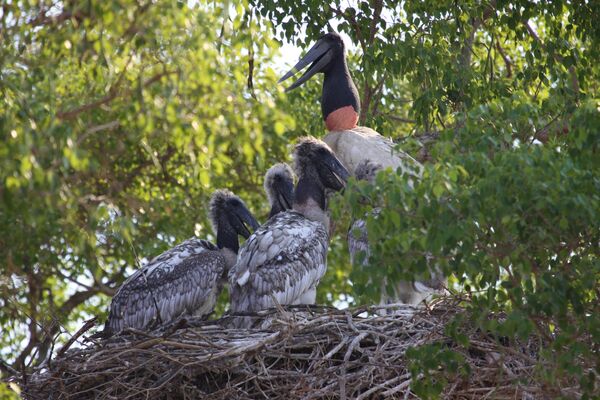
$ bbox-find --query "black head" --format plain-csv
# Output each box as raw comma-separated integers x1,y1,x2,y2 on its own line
280,31,360,130
354,159,383,183
264,163,295,218
293,137,350,192
279,32,346,91
209,190,260,250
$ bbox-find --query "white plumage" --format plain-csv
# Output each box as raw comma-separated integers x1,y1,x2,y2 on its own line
324,126,422,181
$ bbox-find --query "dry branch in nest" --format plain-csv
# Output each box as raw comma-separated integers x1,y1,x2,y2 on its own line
20,297,580,399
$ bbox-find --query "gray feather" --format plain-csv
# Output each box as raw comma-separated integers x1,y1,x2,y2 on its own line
106,239,228,333
229,211,329,313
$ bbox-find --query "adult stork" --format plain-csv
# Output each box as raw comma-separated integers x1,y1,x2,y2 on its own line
101,190,259,335
229,138,349,313
264,163,295,218
348,159,446,307
279,32,422,179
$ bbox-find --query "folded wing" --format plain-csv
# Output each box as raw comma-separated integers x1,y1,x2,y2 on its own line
106,239,224,333
229,212,328,313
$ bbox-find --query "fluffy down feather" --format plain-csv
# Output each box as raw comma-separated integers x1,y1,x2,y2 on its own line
229,211,328,313
106,239,226,333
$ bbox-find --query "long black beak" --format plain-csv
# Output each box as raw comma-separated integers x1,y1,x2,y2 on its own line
235,208,260,239
323,154,350,191
276,180,295,211
278,38,333,91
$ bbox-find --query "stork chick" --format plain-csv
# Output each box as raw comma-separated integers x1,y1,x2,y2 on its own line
101,190,259,335
264,163,295,218
229,137,349,314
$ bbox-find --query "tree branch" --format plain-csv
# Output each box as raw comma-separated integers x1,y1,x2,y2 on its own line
358,1,384,124
368,0,383,43
495,41,512,78
457,1,496,105
56,57,131,120
460,1,496,68
12,277,111,370
524,21,541,43
523,20,579,97
376,113,416,124
328,6,366,51
77,120,120,144
13,319,37,371
28,10,85,27
57,66,176,121
532,114,569,144
13,272,43,370
0,358,19,377
95,279,118,297
56,317,97,357
459,22,477,71
34,288,101,366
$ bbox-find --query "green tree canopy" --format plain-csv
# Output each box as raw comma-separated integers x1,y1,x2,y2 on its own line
1,0,598,397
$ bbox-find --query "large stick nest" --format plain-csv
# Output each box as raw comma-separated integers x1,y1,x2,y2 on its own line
20,297,578,399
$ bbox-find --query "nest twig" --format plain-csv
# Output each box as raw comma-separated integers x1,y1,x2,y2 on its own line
18,297,582,399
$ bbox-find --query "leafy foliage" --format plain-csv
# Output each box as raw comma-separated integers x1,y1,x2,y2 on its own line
1,0,294,372
1,0,599,397
256,0,599,396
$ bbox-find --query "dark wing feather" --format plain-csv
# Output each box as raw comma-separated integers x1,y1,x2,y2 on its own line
106,238,224,333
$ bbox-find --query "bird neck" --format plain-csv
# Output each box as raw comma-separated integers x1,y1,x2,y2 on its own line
216,224,239,254
293,176,329,227
322,57,360,132
266,187,284,218
219,247,238,269
294,176,325,210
